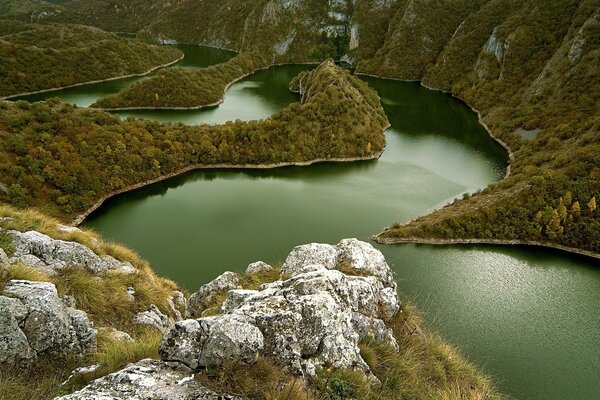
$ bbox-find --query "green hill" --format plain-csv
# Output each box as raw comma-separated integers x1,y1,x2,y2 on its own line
0,21,182,97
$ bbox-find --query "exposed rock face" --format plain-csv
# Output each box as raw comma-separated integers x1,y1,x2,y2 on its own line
160,239,399,377
4,230,136,275
54,359,241,400
0,280,96,367
160,315,264,369
185,271,241,318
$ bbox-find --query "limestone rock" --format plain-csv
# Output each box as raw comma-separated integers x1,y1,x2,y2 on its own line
280,243,337,277
160,314,263,369
54,359,241,400
6,230,136,275
186,271,240,318
245,261,274,275
134,304,171,332
0,280,96,367
221,289,259,313
160,239,400,377
168,290,187,320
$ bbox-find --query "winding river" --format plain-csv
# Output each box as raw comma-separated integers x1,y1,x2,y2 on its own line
16,45,600,400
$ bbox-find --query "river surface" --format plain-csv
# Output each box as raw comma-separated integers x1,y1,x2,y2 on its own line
18,45,600,400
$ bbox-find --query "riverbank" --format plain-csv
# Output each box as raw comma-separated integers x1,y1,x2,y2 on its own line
0,54,184,101
93,60,318,111
356,72,514,180
72,151,383,225
373,234,600,261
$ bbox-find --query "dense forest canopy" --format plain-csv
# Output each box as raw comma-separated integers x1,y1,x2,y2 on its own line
0,60,388,221
0,20,182,97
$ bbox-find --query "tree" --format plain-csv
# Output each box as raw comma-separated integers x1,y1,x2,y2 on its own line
545,209,563,239
588,197,596,214
570,201,581,218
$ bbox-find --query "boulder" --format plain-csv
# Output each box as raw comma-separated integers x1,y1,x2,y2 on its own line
6,230,136,275
0,280,96,367
134,304,171,332
186,271,240,318
160,239,400,377
54,359,241,400
160,314,263,369
245,261,274,275
280,243,337,277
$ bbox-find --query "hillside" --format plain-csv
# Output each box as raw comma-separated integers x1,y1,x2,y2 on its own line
69,0,600,254
0,61,388,222
0,21,182,97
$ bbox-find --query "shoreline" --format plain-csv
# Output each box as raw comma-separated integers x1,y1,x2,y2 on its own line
355,71,514,180
0,54,185,100
71,151,383,225
94,61,319,111
372,235,600,261
356,70,600,261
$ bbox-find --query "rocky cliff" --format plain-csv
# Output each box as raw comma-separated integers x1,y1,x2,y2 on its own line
0,216,502,399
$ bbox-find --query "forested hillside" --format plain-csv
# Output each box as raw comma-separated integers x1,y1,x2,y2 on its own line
5,0,600,254
0,61,388,221
0,21,182,97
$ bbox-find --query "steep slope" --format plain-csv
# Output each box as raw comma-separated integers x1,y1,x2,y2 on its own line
0,21,182,97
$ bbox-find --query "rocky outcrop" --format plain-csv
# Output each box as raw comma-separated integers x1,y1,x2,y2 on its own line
160,239,399,377
134,304,172,332
54,359,241,400
245,261,274,275
185,271,240,318
0,280,96,367
4,229,136,275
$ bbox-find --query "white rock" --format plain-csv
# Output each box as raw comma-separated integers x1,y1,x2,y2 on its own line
54,359,241,400
160,239,400,377
280,243,337,277
7,230,135,275
134,304,171,332
1,280,96,367
245,261,274,275
186,272,240,318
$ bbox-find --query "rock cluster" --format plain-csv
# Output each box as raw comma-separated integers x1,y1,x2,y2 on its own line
0,280,96,367
55,359,240,400
160,239,400,376
3,229,136,275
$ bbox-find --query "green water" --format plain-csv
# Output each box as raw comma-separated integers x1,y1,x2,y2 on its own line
22,47,600,400
13,44,235,106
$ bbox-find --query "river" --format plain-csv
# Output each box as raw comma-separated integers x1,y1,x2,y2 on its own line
16,44,600,400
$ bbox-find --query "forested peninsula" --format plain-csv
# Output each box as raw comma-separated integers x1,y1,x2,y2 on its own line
0,60,388,222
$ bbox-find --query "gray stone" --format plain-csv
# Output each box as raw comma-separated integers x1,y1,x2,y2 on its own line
167,290,186,320
1,280,96,367
186,271,240,318
54,359,241,400
160,314,263,369
133,304,171,332
336,238,395,286
160,240,400,377
0,248,9,265
6,230,136,275
280,243,337,277
245,261,274,275
0,296,35,366
221,289,259,313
